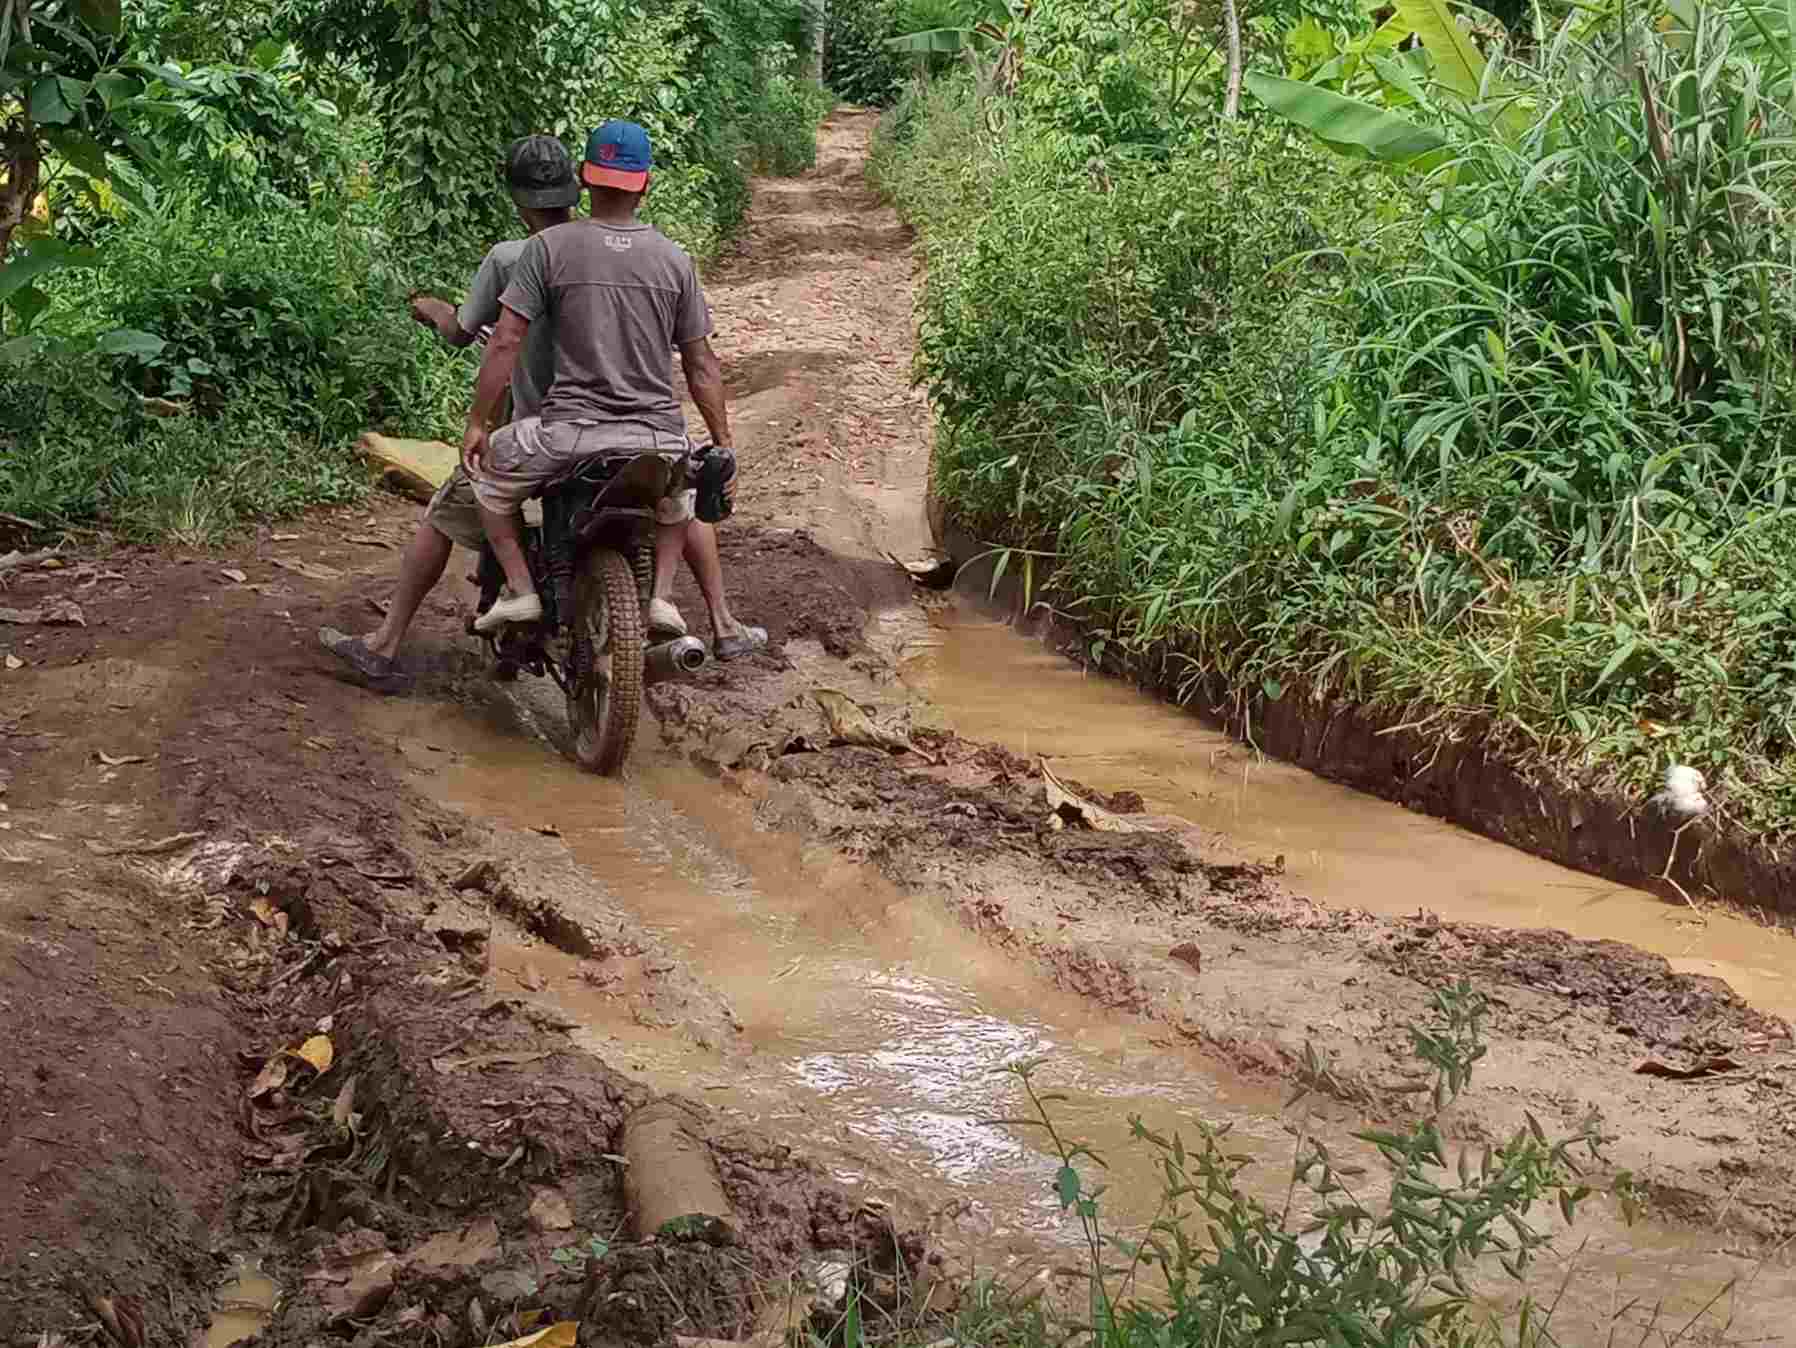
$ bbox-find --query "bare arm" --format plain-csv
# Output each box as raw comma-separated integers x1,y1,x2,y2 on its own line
680,336,731,447
461,305,529,473
410,295,477,348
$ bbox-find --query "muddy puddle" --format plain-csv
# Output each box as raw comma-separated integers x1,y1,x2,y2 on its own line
905,603,1796,1025
205,1258,278,1348
366,690,1796,1341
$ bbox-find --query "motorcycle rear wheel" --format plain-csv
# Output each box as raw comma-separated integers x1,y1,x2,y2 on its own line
567,547,644,775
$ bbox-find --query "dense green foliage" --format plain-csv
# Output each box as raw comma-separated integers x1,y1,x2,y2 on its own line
826,0,913,105
1,0,830,541
879,0,1796,837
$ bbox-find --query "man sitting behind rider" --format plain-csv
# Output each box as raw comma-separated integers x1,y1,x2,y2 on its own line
319,133,574,684
462,120,766,659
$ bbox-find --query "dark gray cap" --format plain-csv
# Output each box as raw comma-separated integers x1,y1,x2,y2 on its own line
504,134,580,210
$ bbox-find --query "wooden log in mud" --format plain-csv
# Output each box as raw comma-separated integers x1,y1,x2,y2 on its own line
620,1097,736,1243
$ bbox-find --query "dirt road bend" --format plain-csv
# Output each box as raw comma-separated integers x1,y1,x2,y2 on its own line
4,111,1796,1345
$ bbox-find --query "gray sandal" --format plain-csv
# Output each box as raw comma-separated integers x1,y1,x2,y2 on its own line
319,627,411,689
713,625,768,661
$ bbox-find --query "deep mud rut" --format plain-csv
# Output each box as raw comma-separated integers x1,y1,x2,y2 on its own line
6,111,1796,1347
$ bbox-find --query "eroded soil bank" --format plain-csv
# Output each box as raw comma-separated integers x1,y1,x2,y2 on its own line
5,111,1796,1348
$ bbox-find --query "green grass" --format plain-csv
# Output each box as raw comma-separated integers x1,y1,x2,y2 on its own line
876,7,1796,846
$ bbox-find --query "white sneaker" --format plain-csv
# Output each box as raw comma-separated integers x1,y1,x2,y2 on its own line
647,597,688,637
474,589,543,634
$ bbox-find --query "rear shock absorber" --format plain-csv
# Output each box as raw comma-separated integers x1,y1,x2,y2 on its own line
540,498,573,636
631,540,653,610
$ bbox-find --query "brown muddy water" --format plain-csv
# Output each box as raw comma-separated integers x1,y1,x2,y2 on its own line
906,603,1796,1025
368,668,1796,1343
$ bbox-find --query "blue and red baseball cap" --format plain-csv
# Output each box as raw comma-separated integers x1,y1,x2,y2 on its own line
581,120,652,192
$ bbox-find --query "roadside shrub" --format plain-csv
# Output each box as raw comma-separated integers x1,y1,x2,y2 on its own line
67,193,456,427
891,100,1386,525
750,71,836,174
0,189,475,535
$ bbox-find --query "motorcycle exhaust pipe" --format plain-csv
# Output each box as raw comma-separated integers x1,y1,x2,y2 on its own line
643,635,709,686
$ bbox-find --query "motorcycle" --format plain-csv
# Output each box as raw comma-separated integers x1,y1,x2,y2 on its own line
467,442,731,776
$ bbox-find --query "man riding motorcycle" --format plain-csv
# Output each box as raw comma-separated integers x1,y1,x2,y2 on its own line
460,120,766,662
320,127,761,687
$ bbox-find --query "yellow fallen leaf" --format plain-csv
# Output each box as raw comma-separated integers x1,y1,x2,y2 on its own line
294,1034,334,1074
490,1323,577,1348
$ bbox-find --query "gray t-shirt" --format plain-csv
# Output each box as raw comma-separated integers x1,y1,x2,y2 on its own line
497,218,713,433
456,239,555,419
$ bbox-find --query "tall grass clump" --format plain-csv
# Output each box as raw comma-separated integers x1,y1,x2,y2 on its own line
887,1,1796,839
983,986,1651,1347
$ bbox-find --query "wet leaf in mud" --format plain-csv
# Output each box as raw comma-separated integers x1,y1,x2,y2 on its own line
528,1186,575,1232
294,1034,334,1074
407,1217,501,1270
86,830,205,857
1039,762,1149,833
0,598,86,627
270,557,342,583
247,1055,289,1098
1634,1055,1744,1080
488,1323,577,1348
813,688,917,755
431,1049,551,1074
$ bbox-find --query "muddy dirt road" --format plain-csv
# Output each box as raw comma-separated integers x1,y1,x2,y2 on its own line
6,112,1796,1346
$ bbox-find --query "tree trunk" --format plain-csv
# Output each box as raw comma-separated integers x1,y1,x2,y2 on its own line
804,0,827,84
0,131,42,260
1222,0,1243,119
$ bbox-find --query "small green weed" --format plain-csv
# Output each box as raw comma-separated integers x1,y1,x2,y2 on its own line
550,1235,611,1267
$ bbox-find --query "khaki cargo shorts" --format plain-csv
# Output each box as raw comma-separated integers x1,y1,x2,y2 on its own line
423,467,485,550
470,416,694,521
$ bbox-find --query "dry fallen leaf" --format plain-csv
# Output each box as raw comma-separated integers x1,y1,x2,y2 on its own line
4,655,21,671
294,1034,334,1074
248,1056,289,1099
489,1324,578,1348
270,557,343,583
332,1074,357,1128
95,750,147,767
220,568,248,584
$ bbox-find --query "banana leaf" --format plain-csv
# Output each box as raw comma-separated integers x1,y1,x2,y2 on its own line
1244,72,1449,165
